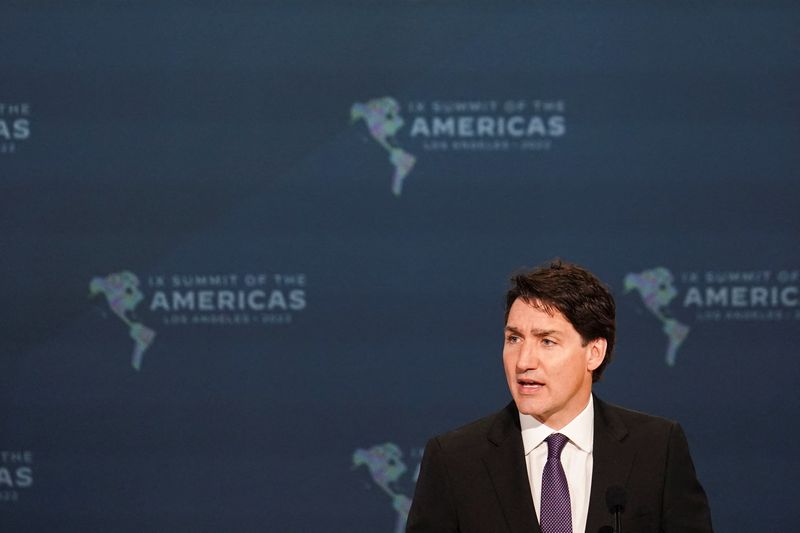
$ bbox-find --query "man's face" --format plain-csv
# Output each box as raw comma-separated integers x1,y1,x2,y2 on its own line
503,298,606,430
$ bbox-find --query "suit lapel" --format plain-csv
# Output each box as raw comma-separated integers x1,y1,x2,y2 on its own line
480,399,637,533
585,397,636,533
482,402,540,533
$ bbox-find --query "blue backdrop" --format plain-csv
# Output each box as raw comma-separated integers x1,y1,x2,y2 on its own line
2,2,799,531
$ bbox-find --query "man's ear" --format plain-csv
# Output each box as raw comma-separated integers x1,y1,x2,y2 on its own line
587,338,607,372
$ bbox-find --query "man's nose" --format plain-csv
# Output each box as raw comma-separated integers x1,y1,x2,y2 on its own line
516,342,539,371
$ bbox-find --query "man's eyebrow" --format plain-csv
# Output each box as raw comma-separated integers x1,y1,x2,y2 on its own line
503,326,560,337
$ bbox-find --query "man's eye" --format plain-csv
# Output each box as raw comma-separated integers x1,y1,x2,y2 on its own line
542,338,555,346
506,335,520,343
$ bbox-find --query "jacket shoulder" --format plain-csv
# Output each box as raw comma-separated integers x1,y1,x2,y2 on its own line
596,397,681,442
603,400,676,424
431,402,516,453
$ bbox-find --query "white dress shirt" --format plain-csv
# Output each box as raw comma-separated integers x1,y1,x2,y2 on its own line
520,395,594,533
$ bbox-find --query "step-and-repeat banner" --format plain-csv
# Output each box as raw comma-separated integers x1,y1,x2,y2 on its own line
2,2,798,531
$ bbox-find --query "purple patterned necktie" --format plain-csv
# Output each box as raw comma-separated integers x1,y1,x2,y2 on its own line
540,433,573,533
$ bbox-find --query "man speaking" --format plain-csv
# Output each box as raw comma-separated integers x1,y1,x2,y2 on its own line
406,260,713,533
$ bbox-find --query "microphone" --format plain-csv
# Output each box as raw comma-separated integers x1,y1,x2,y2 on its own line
605,485,627,533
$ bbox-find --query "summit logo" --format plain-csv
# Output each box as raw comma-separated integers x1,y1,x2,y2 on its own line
0,450,34,503
0,102,31,155
351,97,416,196
353,442,421,533
90,272,155,371
351,96,567,196
624,266,800,366
90,270,307,371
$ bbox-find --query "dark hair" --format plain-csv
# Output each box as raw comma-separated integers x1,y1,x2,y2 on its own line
504,259,616,382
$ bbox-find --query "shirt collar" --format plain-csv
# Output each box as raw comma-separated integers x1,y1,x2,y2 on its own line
519,394,595,455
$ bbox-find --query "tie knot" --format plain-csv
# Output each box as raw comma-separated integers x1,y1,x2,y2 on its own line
545,433,569,459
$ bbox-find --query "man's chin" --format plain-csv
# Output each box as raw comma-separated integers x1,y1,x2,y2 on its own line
515,398,546,418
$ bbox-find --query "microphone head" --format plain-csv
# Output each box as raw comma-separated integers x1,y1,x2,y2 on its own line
605,485,627,513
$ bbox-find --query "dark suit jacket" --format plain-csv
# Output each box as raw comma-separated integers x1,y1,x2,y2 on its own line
406,397,713,533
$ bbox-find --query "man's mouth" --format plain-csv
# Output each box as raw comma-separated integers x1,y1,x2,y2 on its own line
517,377,544,391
